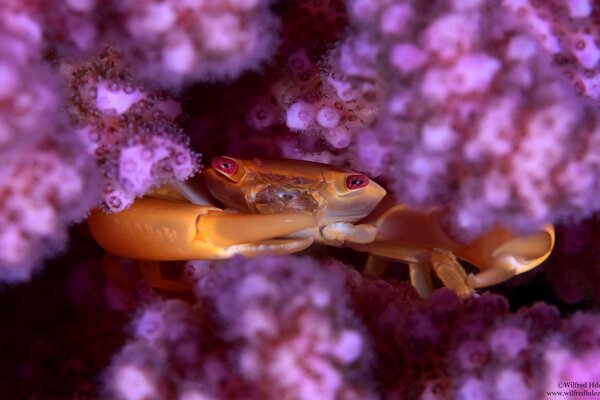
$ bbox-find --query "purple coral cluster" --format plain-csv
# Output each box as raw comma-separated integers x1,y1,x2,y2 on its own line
333,0,600,238
34,0,280,88
66,49,198,212
104,257,376,400
4,0,600,399
7,254,600,399
0,3,98,281
345,263,600,399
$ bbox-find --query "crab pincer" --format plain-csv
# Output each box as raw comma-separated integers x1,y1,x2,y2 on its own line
88,197,317,260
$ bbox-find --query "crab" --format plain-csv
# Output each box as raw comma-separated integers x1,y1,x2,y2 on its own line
88,156,555,297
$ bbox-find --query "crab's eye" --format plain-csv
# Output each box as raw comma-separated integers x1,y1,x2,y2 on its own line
212,156,238,175
345,174,369,190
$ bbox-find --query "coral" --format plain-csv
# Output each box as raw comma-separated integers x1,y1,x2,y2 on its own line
504,0,600,100
94,258,600,400
66,49,199,212
32,0,281,88
342,260,600,399
187,0,354,165
0,4,98,281
109,0,280,88
0,0,283,278
240,1,381,163
31,0,105,56
0,140,97,282
104,257,377,400
315,0,600,239
271,46,380,153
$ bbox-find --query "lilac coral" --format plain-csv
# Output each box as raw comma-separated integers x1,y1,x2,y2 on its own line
343,261,600,399
504,0,600,99
0,0,282,277
240,1,377,163
0,4,98,281
33,0,281,89
66,49,199,212
326,0,600,238
97,257,600,400
264,46,380,153
104,257,376,400
110,0,280,88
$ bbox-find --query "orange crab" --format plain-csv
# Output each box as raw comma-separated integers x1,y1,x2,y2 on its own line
88,156,555,297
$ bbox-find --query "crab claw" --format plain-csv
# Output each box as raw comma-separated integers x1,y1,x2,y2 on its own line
197,211,316,247
230,238,314,257
465,224,555,289
89,197,317,261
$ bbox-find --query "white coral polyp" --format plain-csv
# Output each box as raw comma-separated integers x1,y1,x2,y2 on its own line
330,330,364,364
163,36,196,75
566,0,592,17
113,365,158,400
119,144,168,194
317,107,341,129
95,82,146,115
201,14,244,55
424,14,478,61
0,62,19,100
571,33,600,69
137,2,176,33
65,0,95,12
0,230,28,267
390,43,427,73
421,121,457,153
449,53,500,94
286,102,316,130
118,135,195,198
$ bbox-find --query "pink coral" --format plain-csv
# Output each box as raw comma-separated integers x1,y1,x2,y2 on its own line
104,257,376,400
267,46,380,154
504,0,600,99
200,257,375,400
110,0,280,88
32,0,281,89
99,258,600,400
323,0,600,239
66,49,199,212
0,5,98,281
342,260,600,399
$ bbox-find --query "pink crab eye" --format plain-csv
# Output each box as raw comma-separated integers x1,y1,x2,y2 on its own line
212,156,238,175
345,174,369,190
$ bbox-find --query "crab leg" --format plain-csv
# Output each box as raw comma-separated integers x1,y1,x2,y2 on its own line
88,197,317,260
408,262,433,299
430,249,475,298
101,253,192,293
364,255,388,277
463,226,555,288
349,201,554,294
138,261,191,292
